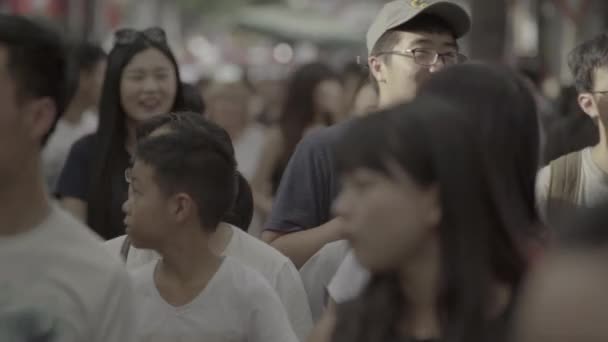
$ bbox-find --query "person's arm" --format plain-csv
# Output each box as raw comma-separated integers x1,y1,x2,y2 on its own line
55,135,93,223
262,127,341,268
263,218,344,268
251,128,283,216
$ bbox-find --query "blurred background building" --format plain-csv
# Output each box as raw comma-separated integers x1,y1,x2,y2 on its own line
1,0,606,89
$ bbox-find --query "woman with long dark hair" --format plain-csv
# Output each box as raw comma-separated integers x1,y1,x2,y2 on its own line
327,96,527,342
251,62,343,218
56,27,186,239
311,64,543,342
322,63,545,311
417,63,544,247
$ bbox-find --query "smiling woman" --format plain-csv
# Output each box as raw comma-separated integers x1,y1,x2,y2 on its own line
55,27,187,240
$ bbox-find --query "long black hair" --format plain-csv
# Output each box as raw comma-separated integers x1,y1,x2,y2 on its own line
332,96,527,342
418,63,542,243
87,30,186,238
279,62,339,167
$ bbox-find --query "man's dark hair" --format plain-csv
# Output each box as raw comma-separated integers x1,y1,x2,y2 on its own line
568,33,608,93
64,41,106,106
72,41,106,73
182,83,206,115
370,13,457,58
0,14,68,146
135,114,237,232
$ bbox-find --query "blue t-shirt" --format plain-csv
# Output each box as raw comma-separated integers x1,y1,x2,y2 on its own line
55,134,129,240
265,121,352,233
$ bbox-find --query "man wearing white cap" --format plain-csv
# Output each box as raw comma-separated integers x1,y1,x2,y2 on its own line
262,0,471,325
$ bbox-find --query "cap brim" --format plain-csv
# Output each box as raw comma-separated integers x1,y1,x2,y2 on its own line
412,2,471,39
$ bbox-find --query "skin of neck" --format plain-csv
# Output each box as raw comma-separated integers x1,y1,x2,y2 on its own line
592,118,608,173
398,238,442,339
156,220,222,284
207,222,234,256
0,155,51,236
377,85,416,111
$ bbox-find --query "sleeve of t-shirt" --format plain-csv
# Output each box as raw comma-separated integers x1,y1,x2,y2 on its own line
535,165,552,222
91,267,136,342
273,261,313,341
327,251,371,304
55,135,93,200
265,130,334,233
248,277,299,342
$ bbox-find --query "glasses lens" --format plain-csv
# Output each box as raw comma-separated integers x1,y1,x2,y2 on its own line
413,49,437,66
441,53,460,65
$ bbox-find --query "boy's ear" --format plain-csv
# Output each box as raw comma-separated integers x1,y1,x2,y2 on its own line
170,193,195,223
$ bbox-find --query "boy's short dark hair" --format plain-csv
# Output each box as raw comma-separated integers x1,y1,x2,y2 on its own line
0,14,68,146
370,13,457,59
135,115,237,231
568,33,608,93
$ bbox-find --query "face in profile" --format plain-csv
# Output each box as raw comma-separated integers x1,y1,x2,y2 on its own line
314,79,344,121
206,83,251,134
123,160,174,249
590,68,608,126
333,166,440,272
120,47,177,123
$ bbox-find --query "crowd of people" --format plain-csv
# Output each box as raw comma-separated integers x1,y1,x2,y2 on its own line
2,0,608,341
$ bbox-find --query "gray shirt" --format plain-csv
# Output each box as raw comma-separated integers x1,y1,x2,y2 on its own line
265,121,352,232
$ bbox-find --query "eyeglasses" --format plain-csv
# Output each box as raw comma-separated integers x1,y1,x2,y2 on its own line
375,48,467,67
114,27,167,46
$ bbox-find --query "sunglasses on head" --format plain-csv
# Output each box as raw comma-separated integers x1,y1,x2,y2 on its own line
114,27,167,46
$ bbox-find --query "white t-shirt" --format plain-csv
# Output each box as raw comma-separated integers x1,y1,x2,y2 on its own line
130,257,298,342
234,124,266,181
42,111,98,189
299,240,350,321
327,250,371,304
0,205,135,342
536,147,608,218
106,225,313,341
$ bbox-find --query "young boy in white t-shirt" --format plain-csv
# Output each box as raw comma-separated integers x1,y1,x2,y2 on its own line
107,112,312,340
123,112,297,342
